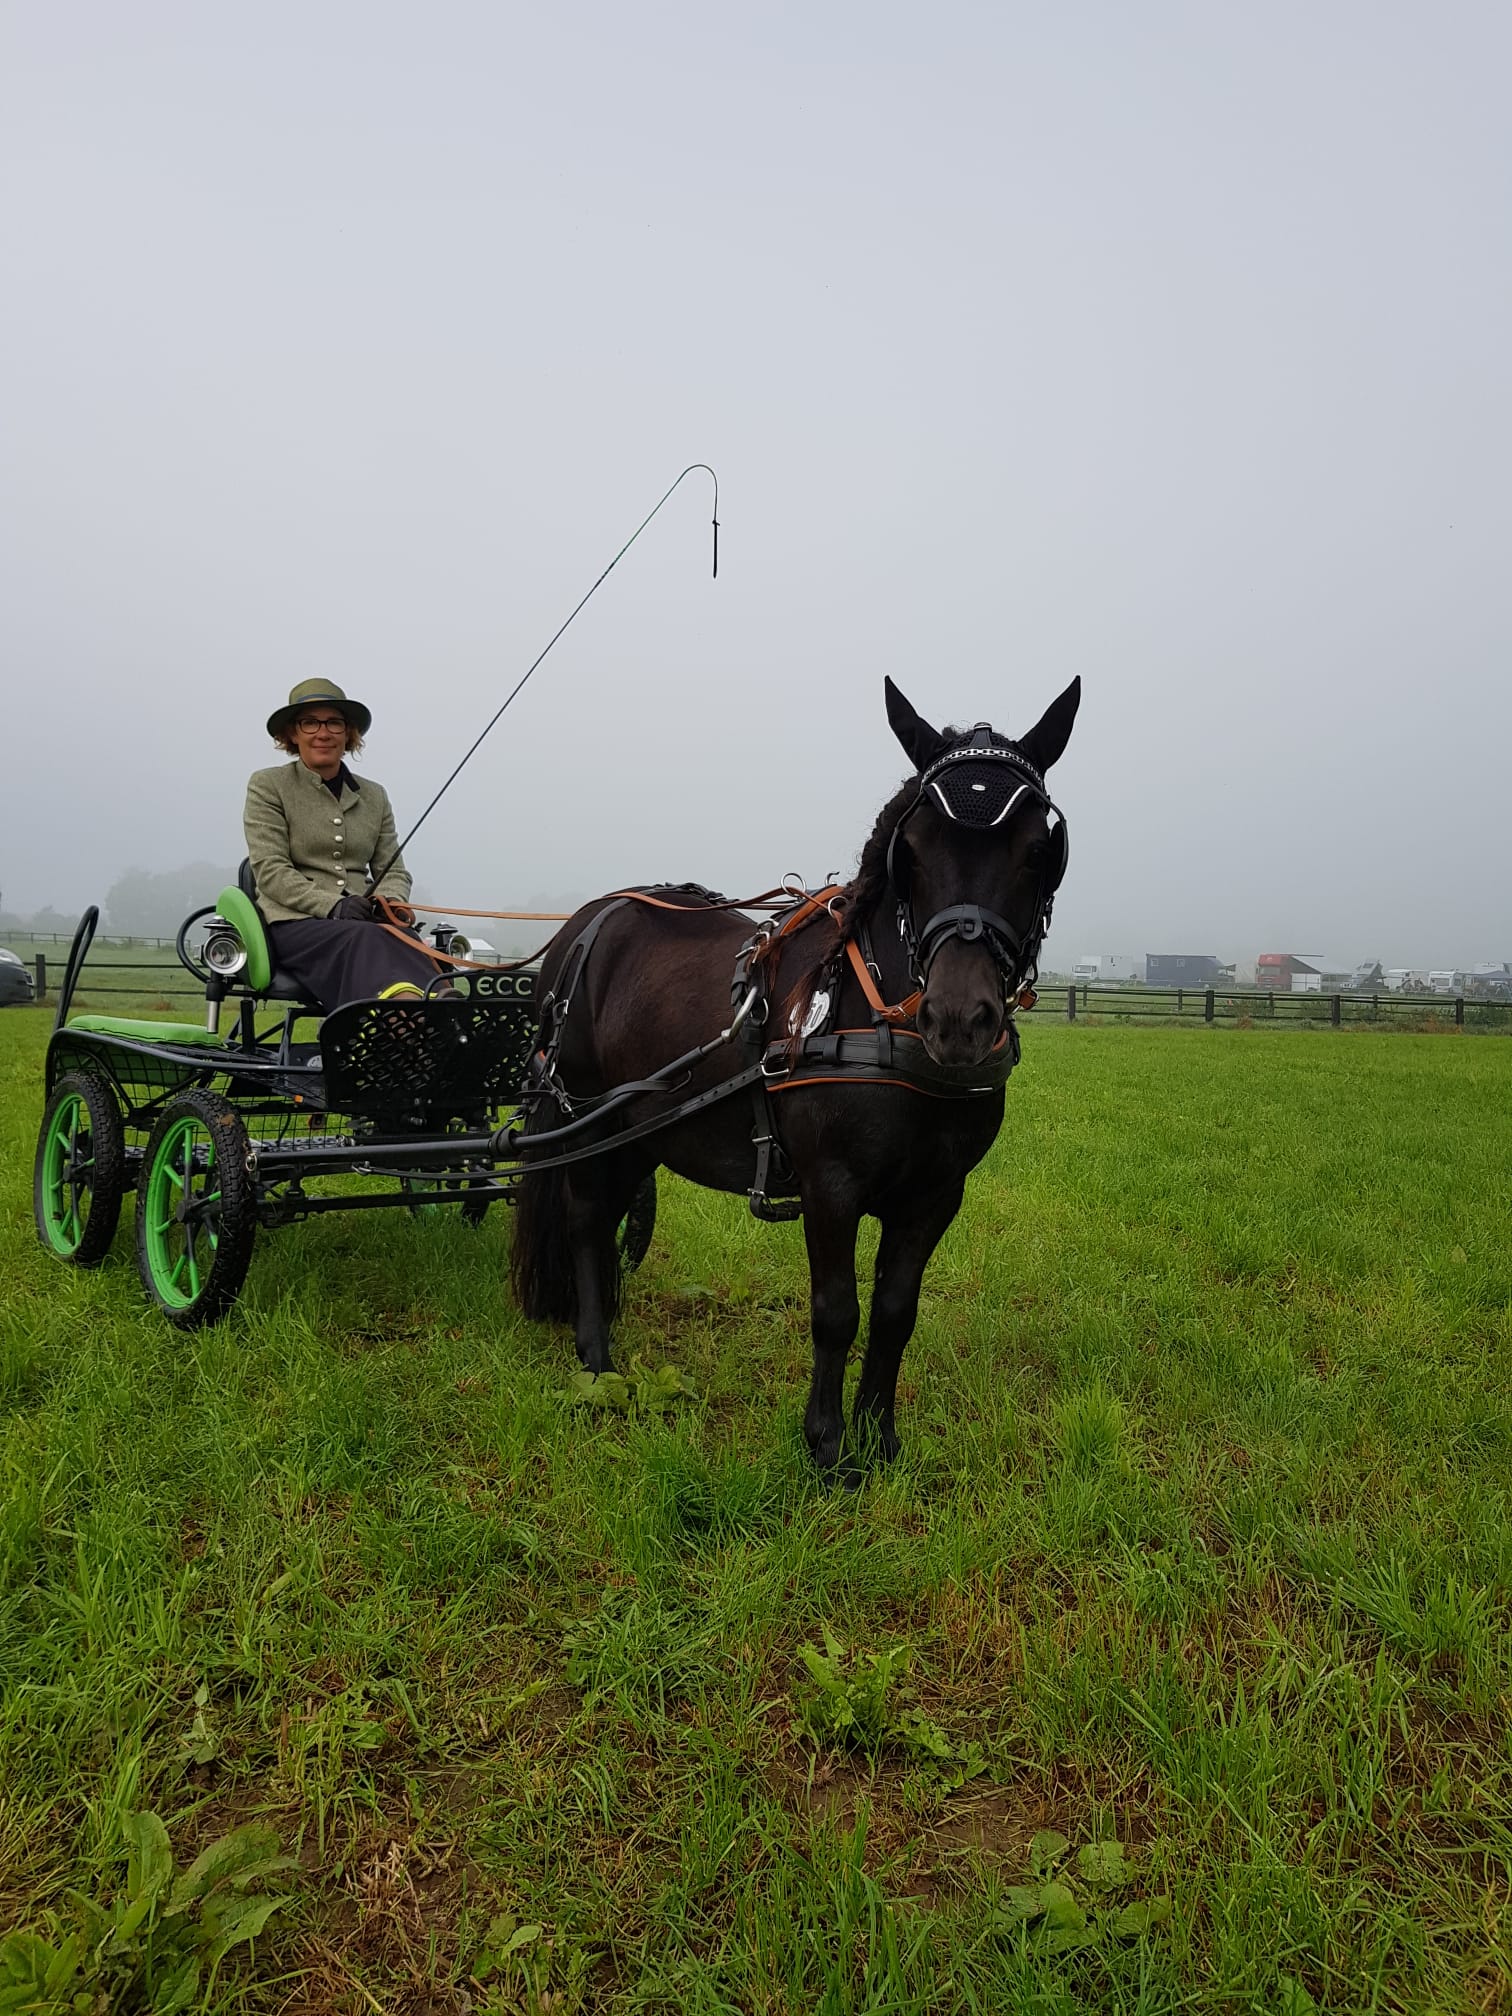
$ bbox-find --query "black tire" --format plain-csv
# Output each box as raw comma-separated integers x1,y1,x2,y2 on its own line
34,1069,127,1266
618,1174,657,1274
135,1089,258,1328
459,1183,491,1227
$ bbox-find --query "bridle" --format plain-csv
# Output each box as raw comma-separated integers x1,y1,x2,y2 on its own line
884,724,1070,1005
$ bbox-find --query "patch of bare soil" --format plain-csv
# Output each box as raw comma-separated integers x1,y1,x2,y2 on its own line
905,1780,1063,1902
287,1815,476,2016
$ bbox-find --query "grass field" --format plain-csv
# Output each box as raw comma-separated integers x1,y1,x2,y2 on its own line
2,1005,1510,2014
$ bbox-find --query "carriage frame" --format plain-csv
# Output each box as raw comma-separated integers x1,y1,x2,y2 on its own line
33,895,654,1327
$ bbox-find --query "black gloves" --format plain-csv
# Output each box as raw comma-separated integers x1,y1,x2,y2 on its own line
329,893,377,922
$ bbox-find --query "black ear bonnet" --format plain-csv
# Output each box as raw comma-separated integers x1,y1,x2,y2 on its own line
885,724,1069,896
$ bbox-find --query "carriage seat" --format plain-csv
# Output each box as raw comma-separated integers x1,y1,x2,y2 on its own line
212,862,323,1009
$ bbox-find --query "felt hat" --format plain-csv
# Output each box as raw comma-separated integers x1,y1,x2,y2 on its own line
266,679,373,740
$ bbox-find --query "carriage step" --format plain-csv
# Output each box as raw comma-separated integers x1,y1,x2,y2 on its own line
749,1194,802,1222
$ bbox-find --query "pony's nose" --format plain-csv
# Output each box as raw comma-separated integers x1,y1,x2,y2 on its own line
917,989,1001,1066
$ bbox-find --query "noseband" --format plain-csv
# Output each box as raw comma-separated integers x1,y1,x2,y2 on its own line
885,725,1069,1001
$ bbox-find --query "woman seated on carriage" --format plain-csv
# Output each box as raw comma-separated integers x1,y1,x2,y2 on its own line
243,680,449,1015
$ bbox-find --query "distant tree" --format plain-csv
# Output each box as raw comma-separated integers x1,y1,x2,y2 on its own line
105,863,235,937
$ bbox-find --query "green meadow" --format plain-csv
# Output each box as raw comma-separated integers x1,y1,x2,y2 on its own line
1,1006,1509,2013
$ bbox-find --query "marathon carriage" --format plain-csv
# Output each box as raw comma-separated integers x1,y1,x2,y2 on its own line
33,876,655,1328
31,431,1075,1475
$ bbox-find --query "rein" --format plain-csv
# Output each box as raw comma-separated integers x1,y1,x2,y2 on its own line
404,721,1064,1216
369,884,834,983
490,885,1018,1190
504,814,1041,1218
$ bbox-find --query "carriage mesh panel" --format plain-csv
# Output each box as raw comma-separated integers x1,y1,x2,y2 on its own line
49,995,540,1148
320,997,538,1124
929,758,1034,828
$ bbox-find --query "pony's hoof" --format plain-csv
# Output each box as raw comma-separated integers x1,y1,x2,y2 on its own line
851,1416,902,1467
807,1430,844,1476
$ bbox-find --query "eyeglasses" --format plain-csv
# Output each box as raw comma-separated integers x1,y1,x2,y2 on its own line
295,715,347,734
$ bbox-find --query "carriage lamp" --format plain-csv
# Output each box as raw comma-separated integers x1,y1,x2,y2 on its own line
201,922,249,1035
448,932,502,965
203,925,249,979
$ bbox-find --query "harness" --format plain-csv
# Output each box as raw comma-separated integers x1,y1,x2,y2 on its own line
507,726,1068,1220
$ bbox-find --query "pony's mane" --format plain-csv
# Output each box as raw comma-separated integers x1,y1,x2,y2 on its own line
845,774,919,939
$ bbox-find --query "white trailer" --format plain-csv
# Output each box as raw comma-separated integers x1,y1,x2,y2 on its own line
1072,954,1143,984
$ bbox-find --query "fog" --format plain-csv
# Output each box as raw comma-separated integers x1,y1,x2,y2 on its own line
2,2,1508,971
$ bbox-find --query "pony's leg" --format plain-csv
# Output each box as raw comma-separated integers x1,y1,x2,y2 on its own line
564,1173,621,1376
802,1191,863,1473
853,1186,965,1464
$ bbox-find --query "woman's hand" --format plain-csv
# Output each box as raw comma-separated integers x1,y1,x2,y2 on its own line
328,893,377,922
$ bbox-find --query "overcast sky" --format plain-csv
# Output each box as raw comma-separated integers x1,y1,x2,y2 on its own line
2,2,1507,969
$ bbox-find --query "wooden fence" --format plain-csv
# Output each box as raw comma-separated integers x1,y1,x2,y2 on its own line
14,955,1512,1033
20,956,201,1005
1036,983,1512,1030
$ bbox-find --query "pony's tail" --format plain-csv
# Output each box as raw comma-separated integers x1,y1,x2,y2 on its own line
509,1103,577,1323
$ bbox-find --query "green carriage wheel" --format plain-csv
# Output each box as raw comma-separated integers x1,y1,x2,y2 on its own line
135,1090,258,1328
618,1174,657,1274
34,1069,127,1265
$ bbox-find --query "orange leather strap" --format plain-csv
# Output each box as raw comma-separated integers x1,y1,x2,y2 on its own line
845,936,922,1026
401,884,804,921
606,884,795,914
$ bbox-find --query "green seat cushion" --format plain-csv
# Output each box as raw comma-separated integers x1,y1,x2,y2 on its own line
68,1015,227,1048
215,886,272,992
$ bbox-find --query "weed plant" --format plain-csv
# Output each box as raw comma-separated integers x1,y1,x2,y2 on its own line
1,1008,1509,2011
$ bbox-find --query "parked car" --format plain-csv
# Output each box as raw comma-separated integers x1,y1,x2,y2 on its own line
0,948,35,1005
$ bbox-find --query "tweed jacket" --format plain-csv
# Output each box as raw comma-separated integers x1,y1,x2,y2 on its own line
243,761,413,924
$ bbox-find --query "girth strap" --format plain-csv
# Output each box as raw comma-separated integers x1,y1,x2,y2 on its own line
747,1076,801,1220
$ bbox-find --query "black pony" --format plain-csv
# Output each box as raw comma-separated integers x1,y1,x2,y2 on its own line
510,676,1080,1471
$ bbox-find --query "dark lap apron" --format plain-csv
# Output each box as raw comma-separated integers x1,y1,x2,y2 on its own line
268,918,443,1013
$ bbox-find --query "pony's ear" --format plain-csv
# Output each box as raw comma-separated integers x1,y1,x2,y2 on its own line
885,678,948,772
1016,677,1081,773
